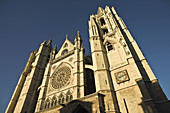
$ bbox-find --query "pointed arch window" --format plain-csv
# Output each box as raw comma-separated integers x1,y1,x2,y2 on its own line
103,28,108,34
44,98,51,109
62,97,65,103
66,95,69,102
58,98,61,104
64,43,68,48
70,95,73,101
51,96,57,107
51,100,54,107
61,49,68,55
107,42,114,51
44,103,47,109
100,18,106,26
47,102,50,108
55,100,58,106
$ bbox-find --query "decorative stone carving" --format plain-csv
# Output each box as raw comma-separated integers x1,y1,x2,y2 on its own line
51,66,71,89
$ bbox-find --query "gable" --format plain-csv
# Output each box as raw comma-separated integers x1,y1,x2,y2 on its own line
97,7,104,16
55,36,74,58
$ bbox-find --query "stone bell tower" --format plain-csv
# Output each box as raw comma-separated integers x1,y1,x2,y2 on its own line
88,6,170,113
6,40,52,113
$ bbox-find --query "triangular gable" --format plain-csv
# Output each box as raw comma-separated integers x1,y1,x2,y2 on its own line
97,7,104,16
55,36,74,58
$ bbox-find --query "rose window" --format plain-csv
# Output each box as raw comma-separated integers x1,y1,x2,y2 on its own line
52,66,71,89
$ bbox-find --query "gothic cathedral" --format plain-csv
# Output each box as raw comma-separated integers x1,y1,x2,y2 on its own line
6,6,170,113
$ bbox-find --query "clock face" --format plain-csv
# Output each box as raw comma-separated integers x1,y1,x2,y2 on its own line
117,72,126,81
51,66,71,89
115,70,129,84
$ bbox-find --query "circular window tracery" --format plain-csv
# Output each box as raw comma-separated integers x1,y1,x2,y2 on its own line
61,49,68,55
51,66,71,89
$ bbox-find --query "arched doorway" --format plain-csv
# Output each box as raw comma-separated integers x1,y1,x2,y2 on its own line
73,105,89,113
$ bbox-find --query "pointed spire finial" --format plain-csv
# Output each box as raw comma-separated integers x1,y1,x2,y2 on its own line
53,44,57,51
66,34,68,39
41,40,46,45
47,37,52,51
50,36,52,41
97,6,104,15
76,30,81,38
34,49,38,54
77,31,80,37
74,31,82,42
98,3,101,8
48,36,52,44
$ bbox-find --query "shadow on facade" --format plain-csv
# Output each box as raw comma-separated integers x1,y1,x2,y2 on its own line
137,79,170,113
59,93,106,113
84,68,96,96
59,100,93,113
111,9,170,113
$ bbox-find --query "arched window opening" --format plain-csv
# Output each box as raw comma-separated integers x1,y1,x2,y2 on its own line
51,101,54,107
100,18,106,26
55,100,58,106
58,98,61,104
70,95,73,101
103,28,108,34
44,98,50,109
51,96,56,107
47,102,50,108
44,103,47,109
107,42,114,51
64,43,68,48
61,49,68,55
66,96,69,102
62,97,64,103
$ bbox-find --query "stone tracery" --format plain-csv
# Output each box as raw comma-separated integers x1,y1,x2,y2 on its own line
51,66,71,89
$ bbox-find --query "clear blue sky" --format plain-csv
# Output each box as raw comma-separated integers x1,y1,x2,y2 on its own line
0,0,170,112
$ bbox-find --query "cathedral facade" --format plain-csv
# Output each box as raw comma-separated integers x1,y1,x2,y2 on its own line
6,6,170,113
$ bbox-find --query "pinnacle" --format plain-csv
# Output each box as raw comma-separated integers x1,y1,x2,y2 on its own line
74,31,82,42
48,37,52,43
77,31,80,37
76,31,81,39
53,44,57,51
66,34,68,39
89,16,96,26
41,40,46,45
49,36,52,42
